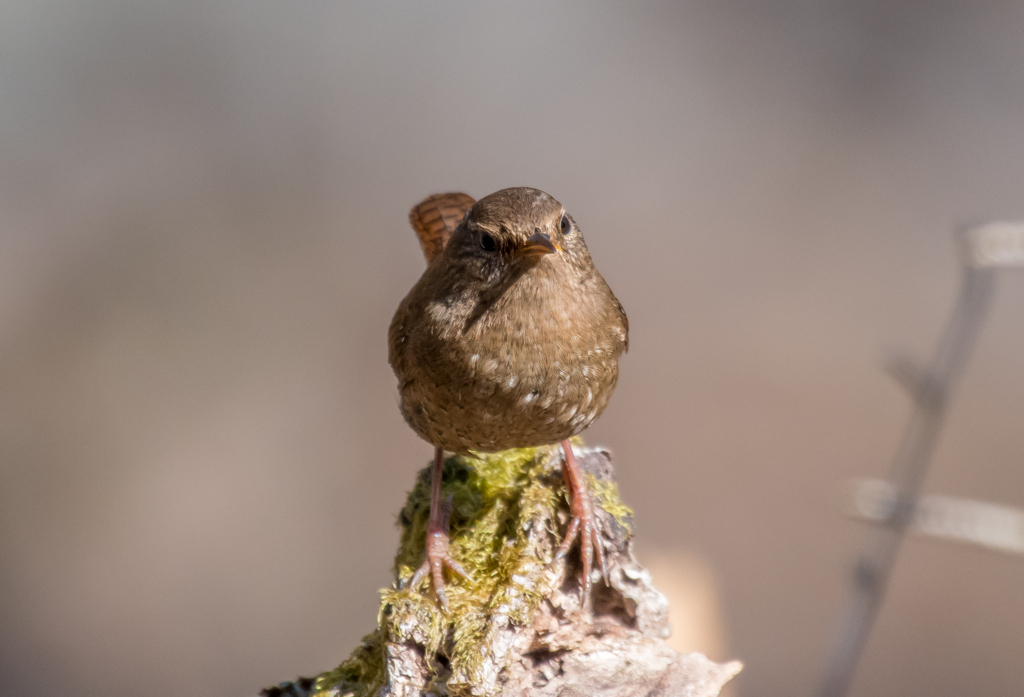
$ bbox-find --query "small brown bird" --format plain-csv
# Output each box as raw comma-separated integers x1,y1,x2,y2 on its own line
389,187,628,609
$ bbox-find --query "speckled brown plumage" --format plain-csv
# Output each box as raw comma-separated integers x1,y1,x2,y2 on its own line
390,188,628,453
389,187,629,610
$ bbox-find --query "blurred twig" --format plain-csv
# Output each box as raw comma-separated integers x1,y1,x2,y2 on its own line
817,259,996,697
850,478,1024,556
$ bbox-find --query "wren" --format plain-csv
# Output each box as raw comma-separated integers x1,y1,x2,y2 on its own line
389,187,628,610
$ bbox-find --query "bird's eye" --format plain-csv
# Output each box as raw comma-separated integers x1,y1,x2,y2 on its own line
560,214,572,235
480,232,497,252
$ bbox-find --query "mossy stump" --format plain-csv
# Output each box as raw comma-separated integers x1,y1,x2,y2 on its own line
264,442,741,697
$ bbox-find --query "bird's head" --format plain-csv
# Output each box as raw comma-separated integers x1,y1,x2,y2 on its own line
445,187,587,283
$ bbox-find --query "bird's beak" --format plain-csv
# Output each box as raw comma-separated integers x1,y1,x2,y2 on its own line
517,231,559,258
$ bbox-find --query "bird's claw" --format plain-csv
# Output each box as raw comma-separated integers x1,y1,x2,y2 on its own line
553,479,608,608
404,494,470,612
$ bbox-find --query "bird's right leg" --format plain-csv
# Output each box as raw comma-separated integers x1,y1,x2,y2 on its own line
406,447,470,612
553,439,608,608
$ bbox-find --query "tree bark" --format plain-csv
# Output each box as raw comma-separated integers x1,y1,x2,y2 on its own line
261,444,741,697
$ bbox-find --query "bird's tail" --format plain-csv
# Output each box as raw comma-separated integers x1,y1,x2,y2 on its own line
408,192,475,263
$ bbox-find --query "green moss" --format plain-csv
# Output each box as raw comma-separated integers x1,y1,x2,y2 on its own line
312,440,631,697
313,631,387,697
585,473,633,531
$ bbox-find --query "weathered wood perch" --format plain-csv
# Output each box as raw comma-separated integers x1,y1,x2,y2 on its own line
262,442,741,697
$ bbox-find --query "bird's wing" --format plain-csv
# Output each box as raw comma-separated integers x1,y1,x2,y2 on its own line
408,192,476,264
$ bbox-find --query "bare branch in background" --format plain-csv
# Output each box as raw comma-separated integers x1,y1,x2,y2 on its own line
815,221,1024,697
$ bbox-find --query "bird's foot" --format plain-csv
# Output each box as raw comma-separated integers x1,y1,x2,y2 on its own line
403,496,469,613
553,440,608,608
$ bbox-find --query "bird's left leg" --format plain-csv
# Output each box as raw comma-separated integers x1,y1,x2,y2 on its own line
553,439,607,607
406,447,469,612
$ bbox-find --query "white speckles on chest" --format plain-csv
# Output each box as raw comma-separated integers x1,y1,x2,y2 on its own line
392,252,626,453
427,301,451,325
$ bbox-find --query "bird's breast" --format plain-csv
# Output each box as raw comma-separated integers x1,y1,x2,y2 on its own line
391,260,626,453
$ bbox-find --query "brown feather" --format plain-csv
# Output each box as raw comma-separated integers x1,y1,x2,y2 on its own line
390,187,628,454
408,192,476,263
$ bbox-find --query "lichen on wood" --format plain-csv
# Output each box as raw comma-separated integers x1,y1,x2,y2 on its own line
265,442,740,697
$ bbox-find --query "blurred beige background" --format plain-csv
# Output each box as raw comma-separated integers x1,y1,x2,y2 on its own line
1,2,1023,696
